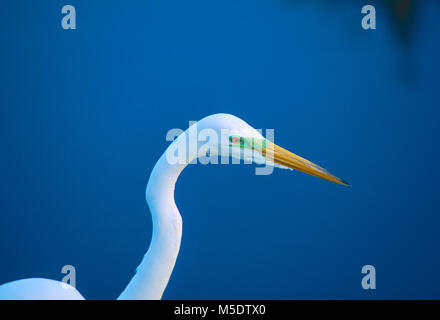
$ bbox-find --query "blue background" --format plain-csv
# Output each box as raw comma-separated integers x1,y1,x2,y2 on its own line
1,1,439,299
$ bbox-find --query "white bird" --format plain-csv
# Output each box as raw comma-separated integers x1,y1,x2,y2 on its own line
0,114,348,300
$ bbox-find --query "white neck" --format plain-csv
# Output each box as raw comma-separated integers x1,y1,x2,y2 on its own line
118,136,191,300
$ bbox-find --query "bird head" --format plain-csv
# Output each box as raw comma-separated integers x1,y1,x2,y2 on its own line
187,113,349,186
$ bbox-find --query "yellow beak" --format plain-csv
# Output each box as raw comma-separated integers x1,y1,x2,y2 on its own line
264,142,350,186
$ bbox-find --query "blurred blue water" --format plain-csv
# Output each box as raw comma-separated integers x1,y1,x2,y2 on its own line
0,0,439,299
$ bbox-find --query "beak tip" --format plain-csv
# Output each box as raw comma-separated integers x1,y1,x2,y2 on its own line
340,179,351,187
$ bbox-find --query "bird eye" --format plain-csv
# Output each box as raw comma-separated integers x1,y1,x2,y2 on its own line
230,136,241,145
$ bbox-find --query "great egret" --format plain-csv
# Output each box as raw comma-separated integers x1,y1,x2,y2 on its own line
0,114,348,300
